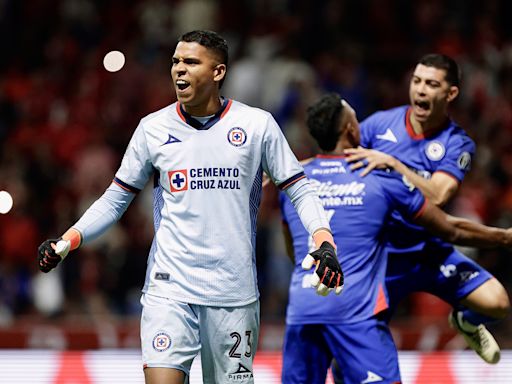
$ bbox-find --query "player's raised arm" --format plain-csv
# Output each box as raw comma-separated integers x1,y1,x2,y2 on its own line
413,200,512,248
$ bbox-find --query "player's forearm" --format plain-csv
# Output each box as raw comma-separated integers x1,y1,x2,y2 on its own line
285,178,331,238
71,182,136,245
393,161,450,206
445,215,512,248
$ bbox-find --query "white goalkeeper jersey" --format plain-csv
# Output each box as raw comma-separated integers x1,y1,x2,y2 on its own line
114,98,305,306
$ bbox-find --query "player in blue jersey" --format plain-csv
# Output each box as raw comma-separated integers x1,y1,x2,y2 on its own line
36,30,344,384
344,53,510,364
280,93,512,384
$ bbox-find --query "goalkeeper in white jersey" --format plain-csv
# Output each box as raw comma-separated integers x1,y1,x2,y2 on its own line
37,30,343,384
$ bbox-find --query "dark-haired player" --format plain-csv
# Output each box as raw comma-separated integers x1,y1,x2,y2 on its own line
345,53,509,365
280,93,512,384
37,30,343,384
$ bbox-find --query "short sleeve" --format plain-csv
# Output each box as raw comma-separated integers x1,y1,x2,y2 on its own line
435,134,475,183
114,122,153,192
261,114,305,190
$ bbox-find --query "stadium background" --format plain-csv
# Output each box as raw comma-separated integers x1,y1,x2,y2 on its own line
0,0,511,382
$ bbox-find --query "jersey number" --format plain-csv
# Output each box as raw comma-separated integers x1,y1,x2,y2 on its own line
229,331,252,358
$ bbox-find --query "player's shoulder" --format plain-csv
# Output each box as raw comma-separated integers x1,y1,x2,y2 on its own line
139,103,175,127
229,99,273,121
444,119,476,146
361,106,408,130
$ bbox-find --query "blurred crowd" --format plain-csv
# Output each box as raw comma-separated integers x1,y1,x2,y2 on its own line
1,0,512,345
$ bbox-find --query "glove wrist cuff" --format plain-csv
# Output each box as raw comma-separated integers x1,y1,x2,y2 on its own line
62,228,82,251
312,229,335,249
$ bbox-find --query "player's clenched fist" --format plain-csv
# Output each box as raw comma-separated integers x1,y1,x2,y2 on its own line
37,238,71,273
302,241,344,296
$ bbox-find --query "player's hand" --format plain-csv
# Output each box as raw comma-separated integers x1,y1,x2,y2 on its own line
302,241,344,296
344,146,397,176
37,238,71,273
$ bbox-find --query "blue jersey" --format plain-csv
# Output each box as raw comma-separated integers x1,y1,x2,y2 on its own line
360,106,475,253
280,156,425,324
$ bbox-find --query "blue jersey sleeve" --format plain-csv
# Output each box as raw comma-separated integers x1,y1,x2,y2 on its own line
435,133,475,182
360,111,386,148
377,170,426,219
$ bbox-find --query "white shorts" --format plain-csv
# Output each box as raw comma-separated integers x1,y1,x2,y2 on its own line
140,293,260,383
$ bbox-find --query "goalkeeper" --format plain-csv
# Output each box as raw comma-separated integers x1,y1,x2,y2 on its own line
37,30,342,384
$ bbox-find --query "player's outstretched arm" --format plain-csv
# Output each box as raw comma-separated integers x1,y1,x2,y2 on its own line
37,182,137,273
414,200,512,248
345,147,458,206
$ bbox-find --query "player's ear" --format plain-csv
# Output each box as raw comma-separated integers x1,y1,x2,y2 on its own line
213,64,227,83
447,85,459,102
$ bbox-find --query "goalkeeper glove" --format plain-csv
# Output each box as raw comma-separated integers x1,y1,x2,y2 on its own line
302,241,344,296
37,238,71,273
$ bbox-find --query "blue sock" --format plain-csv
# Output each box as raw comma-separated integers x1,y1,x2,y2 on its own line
460,308,500,326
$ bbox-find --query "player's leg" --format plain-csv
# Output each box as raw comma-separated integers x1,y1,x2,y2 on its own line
199,300,260,384
140,293,200,384
459,277,510,319
144,368,186,384
326,316,401,384
425,247,509,364
384,251,427,319
281,324,331,384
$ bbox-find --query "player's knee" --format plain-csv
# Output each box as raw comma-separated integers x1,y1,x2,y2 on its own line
486,280,510,319
492,289,510,319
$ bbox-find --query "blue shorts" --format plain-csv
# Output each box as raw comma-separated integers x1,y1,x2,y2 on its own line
385,246,493,314
282,317,401,384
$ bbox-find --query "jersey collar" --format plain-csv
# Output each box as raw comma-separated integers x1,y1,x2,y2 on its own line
177,98,233,130
405,107,450,140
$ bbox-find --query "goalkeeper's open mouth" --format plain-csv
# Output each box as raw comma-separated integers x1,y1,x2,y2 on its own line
176,79,191,92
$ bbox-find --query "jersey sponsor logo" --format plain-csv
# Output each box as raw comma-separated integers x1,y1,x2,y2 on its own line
440,264,457,278
457,151,471,170
228,363,253,381
169,170,188,192
227,127,247,147
312,164,347,175
425,141,445,161
155,272,170,281
152,332,171,352
161,133,182,145
310,179,365,206
361,370,384,383
460,270,479,283
376,128,398,143
168,167,241,191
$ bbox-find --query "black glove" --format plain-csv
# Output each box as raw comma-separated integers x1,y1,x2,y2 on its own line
302,241,344,296
38,238,63,273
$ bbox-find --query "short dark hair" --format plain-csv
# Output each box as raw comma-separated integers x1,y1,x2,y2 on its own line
178,30,229,65
306,93,344,152
418,53,461,87
178,30,228,88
